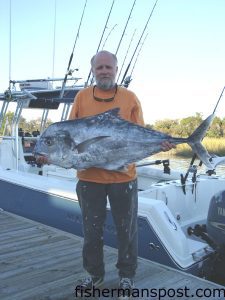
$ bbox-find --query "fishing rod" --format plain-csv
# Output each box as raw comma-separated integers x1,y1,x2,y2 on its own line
212,85,225,114
117,29,136,83
89,0,136,85
114,0,136,56
129,32,148,82
181,84,225,192
120,0,158,85
101,24,118,50
60,0,87,99
85,0,115,86
122,32,149,88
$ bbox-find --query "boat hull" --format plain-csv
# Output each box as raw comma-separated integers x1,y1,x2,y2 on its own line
0,175,209,278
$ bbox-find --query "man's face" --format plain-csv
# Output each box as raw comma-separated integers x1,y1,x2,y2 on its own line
92,53,118,90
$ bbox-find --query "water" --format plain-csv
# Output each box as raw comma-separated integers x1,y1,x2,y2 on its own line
145,154,225,177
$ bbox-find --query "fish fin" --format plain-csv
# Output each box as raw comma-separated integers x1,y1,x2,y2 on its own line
209,155,225,168
188,142,212,167
187,114,214,168
76,136,110,153
105,107,120,116
94,108,121,121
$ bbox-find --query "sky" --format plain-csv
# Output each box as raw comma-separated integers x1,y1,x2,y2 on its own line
0,0,225,124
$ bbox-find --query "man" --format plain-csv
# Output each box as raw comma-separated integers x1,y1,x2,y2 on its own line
70,50,174,299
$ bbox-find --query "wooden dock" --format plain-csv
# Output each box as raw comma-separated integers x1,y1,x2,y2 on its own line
0,210,224,300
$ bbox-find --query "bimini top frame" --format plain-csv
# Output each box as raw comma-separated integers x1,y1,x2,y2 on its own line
0,77,83,170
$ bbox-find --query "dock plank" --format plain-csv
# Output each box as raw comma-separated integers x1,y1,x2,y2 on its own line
0,210,224,300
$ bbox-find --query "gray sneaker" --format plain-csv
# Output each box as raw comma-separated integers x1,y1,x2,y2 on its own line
118,277,135,300
74,276,104,297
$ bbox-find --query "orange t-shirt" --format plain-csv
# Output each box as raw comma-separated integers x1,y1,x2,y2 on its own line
69,85,145,183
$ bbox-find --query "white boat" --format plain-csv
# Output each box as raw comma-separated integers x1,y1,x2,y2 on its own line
0,81,225,286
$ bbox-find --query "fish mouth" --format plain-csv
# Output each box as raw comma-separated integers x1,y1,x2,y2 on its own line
33,151,47,158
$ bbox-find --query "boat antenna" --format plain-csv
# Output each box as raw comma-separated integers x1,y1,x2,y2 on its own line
52,0,57,78
117,29,136,83
60,0,87,99
8,0,12,88
85,0,115,86
120,0,158,85
114,0,136,56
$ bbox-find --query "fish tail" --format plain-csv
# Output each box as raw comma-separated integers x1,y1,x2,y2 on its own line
187,114,214,169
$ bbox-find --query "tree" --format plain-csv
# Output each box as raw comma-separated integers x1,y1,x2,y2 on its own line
207,116,223,138
0,111,52,136
221,117,225,137
179,113,203,136
19,117,53,134
0,111,14,135
153,119,179,135
145,124,154,130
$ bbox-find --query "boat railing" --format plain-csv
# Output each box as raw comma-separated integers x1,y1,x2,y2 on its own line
0,135,15,140
0,76,83,171
0,94,36,170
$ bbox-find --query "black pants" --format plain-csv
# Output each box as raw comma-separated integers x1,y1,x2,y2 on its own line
76,179,138,279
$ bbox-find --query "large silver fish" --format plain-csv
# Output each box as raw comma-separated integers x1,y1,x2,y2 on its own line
34,108,214,170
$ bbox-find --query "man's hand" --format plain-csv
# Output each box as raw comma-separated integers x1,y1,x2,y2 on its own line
36,156,49,165
161,141,176,152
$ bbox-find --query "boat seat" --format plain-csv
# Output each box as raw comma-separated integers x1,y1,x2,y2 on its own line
0,137,30,171
0,139,15,169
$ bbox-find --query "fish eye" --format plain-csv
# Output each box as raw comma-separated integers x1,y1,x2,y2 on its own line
44,137,54,146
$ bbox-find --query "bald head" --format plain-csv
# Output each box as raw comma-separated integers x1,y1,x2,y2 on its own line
91,50,118,90
91,50,118,67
